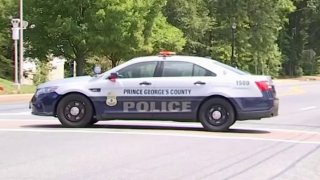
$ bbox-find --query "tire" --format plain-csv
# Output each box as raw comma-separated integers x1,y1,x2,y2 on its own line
57,94,94,128
89,118,99,125
199,97,236,132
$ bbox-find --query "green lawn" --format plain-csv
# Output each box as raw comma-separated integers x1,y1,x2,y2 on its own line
0,78,36,94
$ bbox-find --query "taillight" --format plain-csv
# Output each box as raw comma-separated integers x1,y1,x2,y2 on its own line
255,81,270,91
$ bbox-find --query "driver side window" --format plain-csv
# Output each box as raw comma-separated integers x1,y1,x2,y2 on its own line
117,61,158,78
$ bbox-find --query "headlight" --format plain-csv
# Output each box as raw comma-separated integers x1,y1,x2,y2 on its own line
35,86,59,96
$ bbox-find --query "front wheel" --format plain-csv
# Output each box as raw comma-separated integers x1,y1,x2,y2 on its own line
199,98,236,132
57,94,94,128
89,118,99,125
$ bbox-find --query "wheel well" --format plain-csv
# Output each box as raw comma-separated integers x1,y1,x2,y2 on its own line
196,95,238,121
54,92,96,117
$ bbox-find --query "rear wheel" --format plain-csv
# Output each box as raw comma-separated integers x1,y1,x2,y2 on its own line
57,94,93,128
199,97,236,132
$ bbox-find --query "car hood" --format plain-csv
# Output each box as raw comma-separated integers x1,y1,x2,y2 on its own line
37,76,93,88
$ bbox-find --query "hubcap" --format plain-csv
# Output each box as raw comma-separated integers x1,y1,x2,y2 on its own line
207,106,229,126
70,107,80,116
211,110,222,120
64,101,85,122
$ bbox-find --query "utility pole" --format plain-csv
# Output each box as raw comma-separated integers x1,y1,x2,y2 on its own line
19,0,23,84
231,18,237,67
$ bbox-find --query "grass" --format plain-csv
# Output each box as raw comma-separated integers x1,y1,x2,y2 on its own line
0,78,36,94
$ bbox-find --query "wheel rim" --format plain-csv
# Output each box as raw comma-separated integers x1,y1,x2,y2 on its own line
206,105,229,126
64,101,86,122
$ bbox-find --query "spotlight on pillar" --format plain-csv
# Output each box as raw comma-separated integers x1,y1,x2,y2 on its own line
11,18,20,89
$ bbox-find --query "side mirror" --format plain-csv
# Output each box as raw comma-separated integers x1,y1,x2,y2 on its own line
108,72,118,82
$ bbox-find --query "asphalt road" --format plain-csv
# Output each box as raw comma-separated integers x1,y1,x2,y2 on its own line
0,80,320,180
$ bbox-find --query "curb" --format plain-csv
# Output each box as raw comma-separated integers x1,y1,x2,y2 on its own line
273,78,320,84
0,94,33,103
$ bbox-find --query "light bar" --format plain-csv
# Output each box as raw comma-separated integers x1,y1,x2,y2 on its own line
159,51,176,57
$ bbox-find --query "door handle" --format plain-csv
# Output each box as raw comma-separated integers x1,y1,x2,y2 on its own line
194,81,206,85
139,81,152,86
89,88,101,92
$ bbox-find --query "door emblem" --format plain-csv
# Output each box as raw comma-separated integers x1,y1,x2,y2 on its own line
106,91,118,106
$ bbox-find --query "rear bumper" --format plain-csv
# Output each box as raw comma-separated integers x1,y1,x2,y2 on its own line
237,98,279,120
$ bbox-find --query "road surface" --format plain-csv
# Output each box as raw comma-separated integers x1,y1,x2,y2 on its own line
0,80,319,180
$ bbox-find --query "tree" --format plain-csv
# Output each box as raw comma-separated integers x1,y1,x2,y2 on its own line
304,0,320,75
148,13,186,54
279,0,312,76
206,0,294,76
24,0,103,76
0,0,16,80
163,0,293,76
25,0,186,75
92,0,185,68
164,0,213,56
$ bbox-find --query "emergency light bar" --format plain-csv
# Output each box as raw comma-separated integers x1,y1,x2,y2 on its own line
159,51,176,57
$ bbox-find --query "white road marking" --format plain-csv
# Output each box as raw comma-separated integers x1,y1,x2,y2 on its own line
0,119,54,121
0,127,319,145
0,111,31,116
300,106,317,111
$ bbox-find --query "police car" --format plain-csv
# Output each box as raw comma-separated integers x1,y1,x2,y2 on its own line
30,51,279,132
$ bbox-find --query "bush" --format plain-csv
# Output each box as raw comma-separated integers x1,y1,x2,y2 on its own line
32,61,49,86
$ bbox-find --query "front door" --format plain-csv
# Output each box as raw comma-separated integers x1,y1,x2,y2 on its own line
100,61,160,119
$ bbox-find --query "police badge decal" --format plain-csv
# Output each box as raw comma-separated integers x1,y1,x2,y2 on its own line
106,92,118,106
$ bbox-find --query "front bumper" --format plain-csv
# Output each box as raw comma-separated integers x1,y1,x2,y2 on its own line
237,98,279,120
30,92,61,116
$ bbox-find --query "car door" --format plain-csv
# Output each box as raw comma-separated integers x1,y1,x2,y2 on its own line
99,61,160,119
152,61,217,120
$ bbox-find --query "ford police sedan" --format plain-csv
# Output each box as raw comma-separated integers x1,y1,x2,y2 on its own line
30,52,279,132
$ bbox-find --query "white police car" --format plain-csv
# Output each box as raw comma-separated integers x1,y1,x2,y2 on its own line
30,51,279,131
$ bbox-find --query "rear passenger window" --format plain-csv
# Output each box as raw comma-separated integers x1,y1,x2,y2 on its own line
162,61,216,77
162,62,193,77
193,64,216,76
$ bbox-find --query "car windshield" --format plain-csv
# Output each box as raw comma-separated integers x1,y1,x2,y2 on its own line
211,60,249,75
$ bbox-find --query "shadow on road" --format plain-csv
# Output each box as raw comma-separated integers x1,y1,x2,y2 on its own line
21,123,270,134
228,128,270,134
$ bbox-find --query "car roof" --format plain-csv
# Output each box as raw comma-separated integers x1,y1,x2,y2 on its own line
131,55,213,63
129,55,220,69
102,54,246,77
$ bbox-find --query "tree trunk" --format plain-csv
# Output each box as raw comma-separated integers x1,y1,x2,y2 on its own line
75,56,85,76
110,53,121,68
111,59,117,68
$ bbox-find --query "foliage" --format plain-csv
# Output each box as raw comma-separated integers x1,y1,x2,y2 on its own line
0,0,16,80
163,0,294,76
206,0,294,76
84,56,115,75
164,0,213,56
1,0,320,79
32,60,49,86
279,0,309,76
91,0,185,68
24,0,186,74
24,0,100,76
148,14,186,53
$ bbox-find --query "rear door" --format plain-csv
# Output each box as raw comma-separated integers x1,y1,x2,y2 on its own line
152,61,217,120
